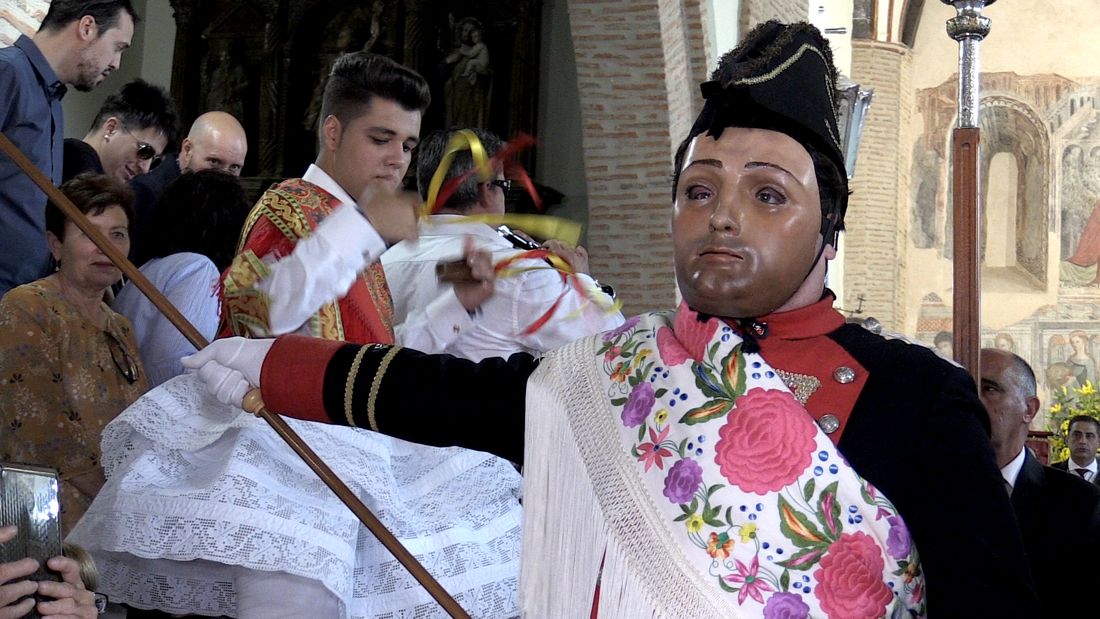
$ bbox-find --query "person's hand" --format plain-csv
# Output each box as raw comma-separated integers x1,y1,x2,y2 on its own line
452,236,495,311
34,555,97,619
357,186,420,246
182,338,275,408
543,240,590,275
0,526,38,619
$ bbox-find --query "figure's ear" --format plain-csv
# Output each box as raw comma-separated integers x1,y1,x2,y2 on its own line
1023,396,1041,424
47,230,63,261
77,15,98,41
322,115,342,152
101,116,120,139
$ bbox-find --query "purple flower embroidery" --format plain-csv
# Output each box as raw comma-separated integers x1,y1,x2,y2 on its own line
663,458,703,503
620,382,655,427
886,515,912,559
603,315,640,341
763,592,810,619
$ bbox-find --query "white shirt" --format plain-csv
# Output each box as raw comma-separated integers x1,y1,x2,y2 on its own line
253,164,387,336
113,253,220,387
1000,446,1027,493
382,215,625,361
1069,459,1097,481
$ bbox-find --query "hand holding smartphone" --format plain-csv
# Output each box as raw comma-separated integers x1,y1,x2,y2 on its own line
0,464,63,619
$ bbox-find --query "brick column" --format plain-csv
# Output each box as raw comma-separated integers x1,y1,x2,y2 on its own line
566,0,710,314
847,39,914,330
740,0,807,32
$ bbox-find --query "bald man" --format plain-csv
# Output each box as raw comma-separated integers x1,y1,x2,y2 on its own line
129,110,248,264
979,347,1100,617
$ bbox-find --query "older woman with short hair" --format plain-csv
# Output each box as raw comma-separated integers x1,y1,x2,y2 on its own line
0,173,149,532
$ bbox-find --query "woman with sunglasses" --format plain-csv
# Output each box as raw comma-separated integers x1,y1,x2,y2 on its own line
0,173,149,533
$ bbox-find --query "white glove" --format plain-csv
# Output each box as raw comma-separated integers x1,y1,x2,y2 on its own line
182,337,275,408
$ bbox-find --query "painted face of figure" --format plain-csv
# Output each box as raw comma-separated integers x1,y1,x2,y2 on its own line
48,205,131,291
1071,333,1089,355
672,127,823,318
98,119,168,182
71,11,134,92
1068,419,1100,467
324,97,421,199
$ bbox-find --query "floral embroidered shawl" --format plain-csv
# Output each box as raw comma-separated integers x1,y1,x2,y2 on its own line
520,306,925,618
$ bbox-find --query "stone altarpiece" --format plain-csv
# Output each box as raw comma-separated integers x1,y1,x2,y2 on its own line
167,0,543,197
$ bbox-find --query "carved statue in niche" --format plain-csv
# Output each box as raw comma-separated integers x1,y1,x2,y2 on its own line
206,47,249,122
301,0,387,133
442,16,491,128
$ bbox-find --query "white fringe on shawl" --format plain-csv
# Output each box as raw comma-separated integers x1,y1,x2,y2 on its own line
521,338,742,618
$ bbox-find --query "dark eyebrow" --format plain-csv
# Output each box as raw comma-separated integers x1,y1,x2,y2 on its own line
745,161,798,181
980,378,1003,391
683,158,799,183
684,158,723,171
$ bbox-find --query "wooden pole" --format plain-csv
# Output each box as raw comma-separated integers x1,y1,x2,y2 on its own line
942,0,996,379
0,132,470,619
951,127,981,375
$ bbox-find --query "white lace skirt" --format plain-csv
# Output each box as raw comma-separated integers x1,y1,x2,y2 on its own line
68,374,523,618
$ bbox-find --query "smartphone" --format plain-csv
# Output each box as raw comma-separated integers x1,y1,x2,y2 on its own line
0,463,62,619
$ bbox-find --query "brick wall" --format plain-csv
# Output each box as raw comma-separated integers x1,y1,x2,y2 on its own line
567,0,711,314
847,39,914,330
740,0,807,32
0,0,48,46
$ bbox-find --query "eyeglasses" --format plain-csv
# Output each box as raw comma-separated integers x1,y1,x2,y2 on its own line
104,329,138,385
120,125,158,161
487,179,512,192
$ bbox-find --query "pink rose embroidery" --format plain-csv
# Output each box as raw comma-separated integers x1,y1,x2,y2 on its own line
662,304,718,364
714,388,815,493
656,327,690,366
813,532,892,619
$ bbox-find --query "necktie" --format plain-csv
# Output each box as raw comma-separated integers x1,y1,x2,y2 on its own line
1076,468,1090,481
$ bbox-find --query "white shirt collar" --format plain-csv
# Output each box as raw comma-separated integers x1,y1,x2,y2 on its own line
1000,446,1027,491
1071,458,1097,477
303,164,356,208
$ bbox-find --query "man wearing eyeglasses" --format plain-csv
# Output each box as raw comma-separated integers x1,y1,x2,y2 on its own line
381,127,623,361
0,0,140,296
62,77,178,183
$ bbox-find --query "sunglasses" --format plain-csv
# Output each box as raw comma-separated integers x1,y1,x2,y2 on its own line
120,125,158,161
487,179,512,192
104,329,138,385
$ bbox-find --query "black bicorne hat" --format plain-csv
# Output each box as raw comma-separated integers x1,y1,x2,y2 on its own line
690,21,848,241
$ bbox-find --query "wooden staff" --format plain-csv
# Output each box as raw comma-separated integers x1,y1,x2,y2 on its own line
943,0,996,377
0,131,470,619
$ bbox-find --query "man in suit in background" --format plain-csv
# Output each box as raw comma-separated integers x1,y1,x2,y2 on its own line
1053,414,1100,486
980,348,1100,616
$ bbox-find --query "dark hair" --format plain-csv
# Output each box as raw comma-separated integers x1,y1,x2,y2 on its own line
416,128,504,212
39,0,140,33
1068,414,1100,436
318,52,430,135
146,169,250,271
46,173,135,241
89,78,180,150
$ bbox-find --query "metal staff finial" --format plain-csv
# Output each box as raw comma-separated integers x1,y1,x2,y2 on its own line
942,0,996,127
